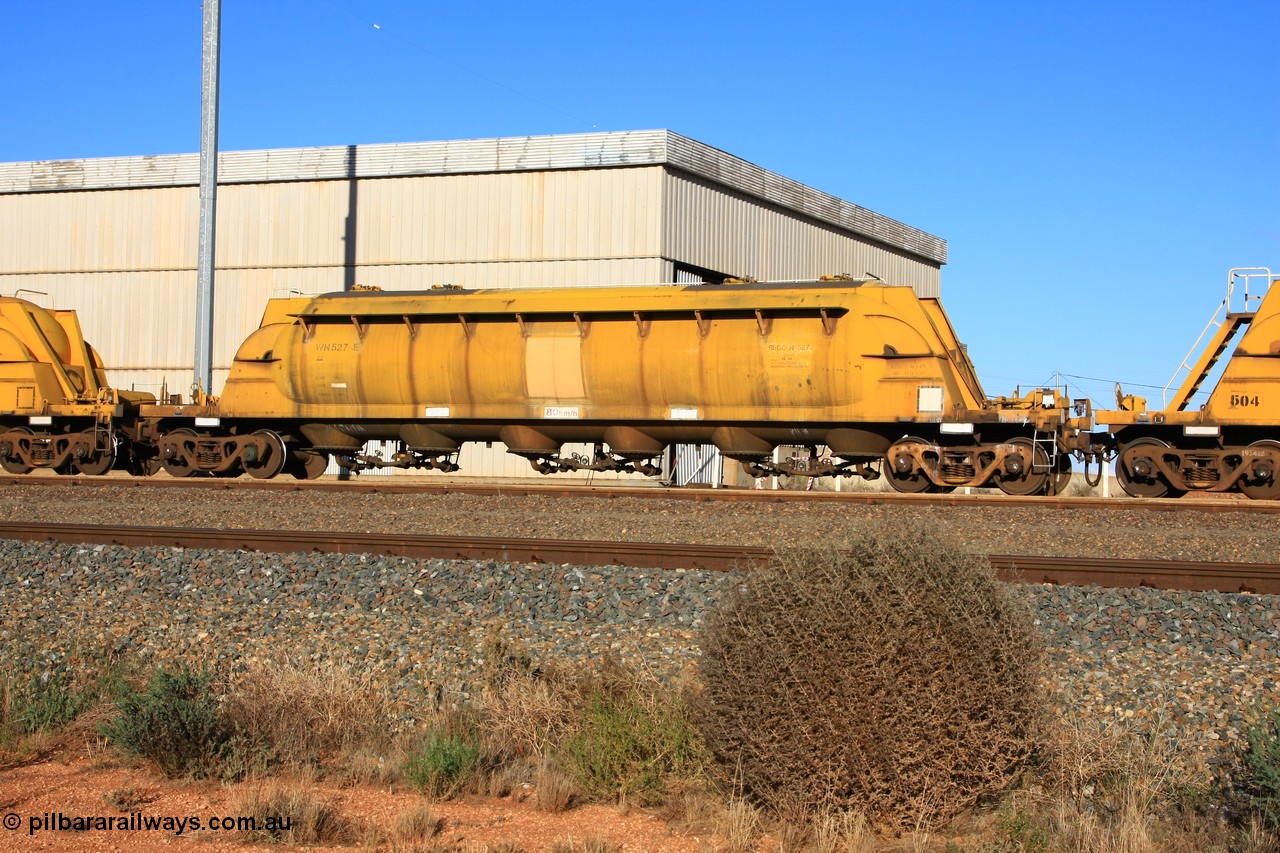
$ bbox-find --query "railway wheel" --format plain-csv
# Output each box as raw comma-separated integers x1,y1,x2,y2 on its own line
1240,440,1280,500
74,431,116,476
243,430,287,479
995,438,1050,496
885,437,937,494
288,448,330,480
0,427,33,474
160,428,199,478
1052,454,1073,496
1114,438,1179,499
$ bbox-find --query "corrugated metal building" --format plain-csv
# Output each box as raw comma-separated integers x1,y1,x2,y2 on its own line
0,129,946,480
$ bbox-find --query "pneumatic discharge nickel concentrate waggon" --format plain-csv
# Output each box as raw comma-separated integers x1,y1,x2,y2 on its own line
1,268,1277,499
0,276,1084,495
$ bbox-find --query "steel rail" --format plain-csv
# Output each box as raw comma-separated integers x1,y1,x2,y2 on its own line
0,521,1276,595
0,474,1272,515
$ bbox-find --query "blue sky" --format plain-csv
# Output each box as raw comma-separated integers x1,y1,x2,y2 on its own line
2,0,1276,408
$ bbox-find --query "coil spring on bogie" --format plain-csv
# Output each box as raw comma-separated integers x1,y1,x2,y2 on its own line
1184,467,1219,483
30,446,54,464
196,450,222,465
941,463,975,479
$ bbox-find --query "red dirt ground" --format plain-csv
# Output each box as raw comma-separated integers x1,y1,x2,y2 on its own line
0,753,711,853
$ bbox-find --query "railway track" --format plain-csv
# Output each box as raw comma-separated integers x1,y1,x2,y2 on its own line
0,473,1271,514
2,521,1277,595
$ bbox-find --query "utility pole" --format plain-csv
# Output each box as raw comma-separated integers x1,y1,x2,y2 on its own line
194,0,221,399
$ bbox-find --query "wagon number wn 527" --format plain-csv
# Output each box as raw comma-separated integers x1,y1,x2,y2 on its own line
1230,394,1262,408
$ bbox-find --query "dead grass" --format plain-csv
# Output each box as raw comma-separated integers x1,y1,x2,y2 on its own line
393,803,443,842
480,663,582,762
716,796,761,853
977,703,1275,853
808,809,877,853
5,625,1276,851
535,760,577,813
226,772,360,845
548,837,620,853
222,658,394,772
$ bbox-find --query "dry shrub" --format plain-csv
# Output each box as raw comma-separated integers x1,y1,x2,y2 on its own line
1038,704,1158,806
481,664,581,762
478,760,526,799
696,524,1044,830
1034,708,1209,852
221,658,391,769
393,803,442,842
1237,817,1280,853
227,775,359,844
535,759,577,812
476,630,703,808
557,663,704,806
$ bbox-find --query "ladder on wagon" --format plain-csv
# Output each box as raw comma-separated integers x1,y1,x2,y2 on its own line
1162,268,1272,411
1032,430,1058,476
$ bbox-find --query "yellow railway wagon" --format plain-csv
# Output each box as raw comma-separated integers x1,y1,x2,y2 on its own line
0,297,153,475
143,279,1081,494
1100,269,1280,499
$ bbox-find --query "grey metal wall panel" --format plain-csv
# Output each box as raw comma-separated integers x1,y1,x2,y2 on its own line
662,134,946,265
662,171,940,297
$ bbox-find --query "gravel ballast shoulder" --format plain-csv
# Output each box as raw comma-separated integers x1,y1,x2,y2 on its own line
2,538,1277,785
1,482,1278,786
1,482,1279,563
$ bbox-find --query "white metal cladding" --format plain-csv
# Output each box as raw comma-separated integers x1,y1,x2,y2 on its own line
0,186,198,273
662,171,941,297
674,445,724,486
347,168,664,265
0,130,944,266
0,171,663,274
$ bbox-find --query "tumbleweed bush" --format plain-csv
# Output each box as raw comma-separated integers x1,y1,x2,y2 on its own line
695,523,1045,830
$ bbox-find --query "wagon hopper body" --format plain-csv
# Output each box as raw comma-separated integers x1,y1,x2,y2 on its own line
0,297,153,475
1100,269,1280,499
143,279,1083,495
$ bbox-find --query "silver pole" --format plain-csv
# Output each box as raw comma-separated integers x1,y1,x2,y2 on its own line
194,0,221,398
